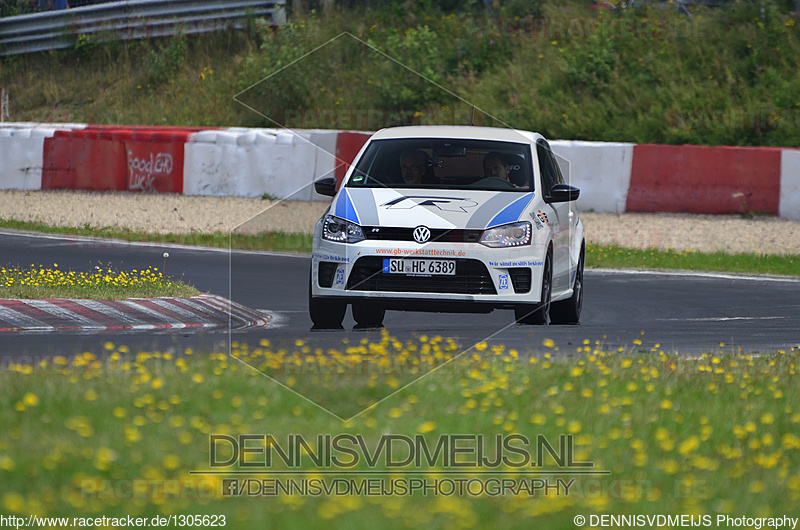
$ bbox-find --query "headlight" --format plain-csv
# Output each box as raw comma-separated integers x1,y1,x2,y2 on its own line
480,221,531,248
322,215,365,244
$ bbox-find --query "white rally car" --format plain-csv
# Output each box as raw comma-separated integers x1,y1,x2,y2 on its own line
309,126,584,329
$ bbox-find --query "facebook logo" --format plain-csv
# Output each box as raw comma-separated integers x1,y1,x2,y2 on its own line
222,479,238,497
498,274,509,290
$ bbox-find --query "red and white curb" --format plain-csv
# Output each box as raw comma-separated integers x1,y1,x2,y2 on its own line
0,294,270,333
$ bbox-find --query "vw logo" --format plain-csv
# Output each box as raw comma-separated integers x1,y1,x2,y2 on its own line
413,226,431,244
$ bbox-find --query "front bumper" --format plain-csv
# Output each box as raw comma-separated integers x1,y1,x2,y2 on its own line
311,236,548,310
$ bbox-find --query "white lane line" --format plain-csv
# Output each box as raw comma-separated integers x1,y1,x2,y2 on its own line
0,305,55,331
590,267,800,283
0,229,308,258
659,316,788,322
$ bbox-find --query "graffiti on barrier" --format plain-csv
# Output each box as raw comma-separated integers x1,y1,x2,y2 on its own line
128,151,174,192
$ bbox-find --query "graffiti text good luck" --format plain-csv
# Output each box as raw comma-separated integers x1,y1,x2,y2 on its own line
128,151,173,191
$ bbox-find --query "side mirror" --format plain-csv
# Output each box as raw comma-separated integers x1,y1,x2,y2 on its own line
548,183,580,203
314,177,338,197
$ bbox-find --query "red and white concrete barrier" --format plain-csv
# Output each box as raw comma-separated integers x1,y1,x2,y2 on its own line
780,149,800,219
0,126,70,190
626,144,783,216
551,140,634,214
41,126,204,193
1,122,799,219
185,128,319,199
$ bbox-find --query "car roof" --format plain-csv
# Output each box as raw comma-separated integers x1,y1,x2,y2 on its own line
369,126,543,144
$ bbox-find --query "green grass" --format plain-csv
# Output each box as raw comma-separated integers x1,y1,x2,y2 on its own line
0,219,313,253
0,263,200,299
2,335,800,527
587,244,800,277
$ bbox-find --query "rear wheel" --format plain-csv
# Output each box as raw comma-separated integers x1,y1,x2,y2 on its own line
352,301,386,328
551,245,584,325
515,251,551,325
308,269,345,329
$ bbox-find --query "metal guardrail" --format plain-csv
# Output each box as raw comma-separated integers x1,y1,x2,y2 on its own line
0,0,286,56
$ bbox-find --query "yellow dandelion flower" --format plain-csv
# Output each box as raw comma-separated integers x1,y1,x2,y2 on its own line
0,456,15,471
418,421,436,434
2,492,25,512
782,433,800,449
163,455,181,470
529,413,547,425
678,436,700,455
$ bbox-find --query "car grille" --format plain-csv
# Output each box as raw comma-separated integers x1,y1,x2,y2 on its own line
508,267,532,294
318,262,338,288
363,227,483,243
346,257,497,295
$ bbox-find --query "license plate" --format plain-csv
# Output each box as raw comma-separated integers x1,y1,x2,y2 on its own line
382,259,456,276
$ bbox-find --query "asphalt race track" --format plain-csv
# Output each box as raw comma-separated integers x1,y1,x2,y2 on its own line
1,231,799,358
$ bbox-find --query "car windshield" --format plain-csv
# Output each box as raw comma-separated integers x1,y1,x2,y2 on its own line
345,138,534,192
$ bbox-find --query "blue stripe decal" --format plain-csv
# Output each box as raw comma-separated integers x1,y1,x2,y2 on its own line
487,194,534,228
334,190,361,224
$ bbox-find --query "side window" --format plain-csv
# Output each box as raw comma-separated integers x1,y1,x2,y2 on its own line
536,141,556,196
548,148,565,186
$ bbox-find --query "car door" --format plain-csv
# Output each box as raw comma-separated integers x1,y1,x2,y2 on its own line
536,140,571,295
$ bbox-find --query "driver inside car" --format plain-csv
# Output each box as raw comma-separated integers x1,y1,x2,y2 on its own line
483,151,512,182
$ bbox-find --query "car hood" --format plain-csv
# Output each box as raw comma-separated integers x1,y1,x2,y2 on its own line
332,188,535,230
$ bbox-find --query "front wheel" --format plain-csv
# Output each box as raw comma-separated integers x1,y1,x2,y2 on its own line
551,245,584,325
309,270,346,329
352,301,386,328
515,251,551,325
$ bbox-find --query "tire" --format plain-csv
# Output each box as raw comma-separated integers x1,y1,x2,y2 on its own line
308,269,345,329
352,301,386,328
515,251,551,325
551,245,584,325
